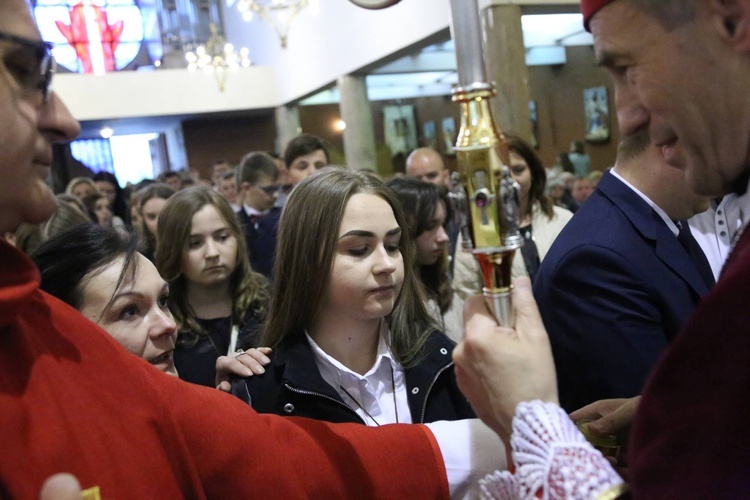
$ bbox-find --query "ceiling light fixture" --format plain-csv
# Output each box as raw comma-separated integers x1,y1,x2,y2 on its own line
185,23,251,91
236,0,317,48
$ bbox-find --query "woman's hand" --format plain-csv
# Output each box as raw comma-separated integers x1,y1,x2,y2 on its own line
453,277,559,444
215,347,272,392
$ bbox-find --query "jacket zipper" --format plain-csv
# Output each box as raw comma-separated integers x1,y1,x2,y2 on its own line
419,361,454,424
284,383,366,425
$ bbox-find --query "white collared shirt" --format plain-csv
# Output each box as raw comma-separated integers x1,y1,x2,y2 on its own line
610,168,680,236
242,204,266,217
688,194,743,280
305,325,412,425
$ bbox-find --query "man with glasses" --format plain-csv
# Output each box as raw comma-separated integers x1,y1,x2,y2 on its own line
235,151,282,278
0,1,503,497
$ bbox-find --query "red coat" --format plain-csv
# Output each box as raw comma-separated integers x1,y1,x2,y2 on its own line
0,241,449,499
630,227,750,497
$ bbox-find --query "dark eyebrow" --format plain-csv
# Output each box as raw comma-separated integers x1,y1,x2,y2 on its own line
111,281,169,303
339,227,401,239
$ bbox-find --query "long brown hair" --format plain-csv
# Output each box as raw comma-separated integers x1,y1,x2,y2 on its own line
156,187,268,344
137,183,175,254
386,177,453,314
261,167,436,367
506,135,555,220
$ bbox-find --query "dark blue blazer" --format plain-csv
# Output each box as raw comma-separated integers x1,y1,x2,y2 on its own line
236,208,280,280
533,171,711,412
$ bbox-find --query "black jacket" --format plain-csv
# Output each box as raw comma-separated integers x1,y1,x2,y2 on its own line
230,330,475,424
236,208,280,280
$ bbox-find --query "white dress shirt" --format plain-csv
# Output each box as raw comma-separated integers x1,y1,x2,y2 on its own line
689,194,743,280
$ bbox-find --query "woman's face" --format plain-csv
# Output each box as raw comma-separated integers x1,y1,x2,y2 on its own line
78,253,178,375
94,197,113,227
509,151,532,204
415,200,449,266
130,203,142,229
95,180,116,205
141,197,168,237
182,204,238,288
73,182,96,200
322,193,405,323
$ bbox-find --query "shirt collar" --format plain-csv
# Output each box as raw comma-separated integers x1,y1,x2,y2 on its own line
611,167,680,236
243,204,265,217
305,322,395,388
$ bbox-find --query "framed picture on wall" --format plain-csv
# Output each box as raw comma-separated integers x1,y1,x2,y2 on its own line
423,121,438,149
441,117,457,155
583,86,610,142
383,105,418,155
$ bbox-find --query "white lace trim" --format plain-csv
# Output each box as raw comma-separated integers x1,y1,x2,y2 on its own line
480,401,625,499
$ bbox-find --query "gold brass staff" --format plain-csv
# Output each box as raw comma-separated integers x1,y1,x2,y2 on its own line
448,0,523,327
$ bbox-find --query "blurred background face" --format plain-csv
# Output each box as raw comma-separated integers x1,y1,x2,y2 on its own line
572,179,593,203
415,200,449,266
73,182,96,200
78,253,177,375
164,175,181,192
212,162,230,186
130,204,142,229
245,175,280,211
287,149,327,186
219,177,237,205
509,151,532,204
142,197,167,237
95,180,116,205
94,197,113,227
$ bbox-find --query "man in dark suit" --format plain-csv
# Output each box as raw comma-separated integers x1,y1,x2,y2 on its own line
235,152,282,279
533,130,712,411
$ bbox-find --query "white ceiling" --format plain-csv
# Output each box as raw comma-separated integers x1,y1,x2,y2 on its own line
301,13,592,105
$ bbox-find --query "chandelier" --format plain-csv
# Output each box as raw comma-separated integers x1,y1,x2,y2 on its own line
185,23,252,91
236,0,317,48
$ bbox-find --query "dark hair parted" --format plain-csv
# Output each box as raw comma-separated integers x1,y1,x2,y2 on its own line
155,187,268,345
386,177,454,314
283,133,330,168
92,171,128,222
237,152,279,186
261,167,436,367
32,224,141,318
506,134,555,220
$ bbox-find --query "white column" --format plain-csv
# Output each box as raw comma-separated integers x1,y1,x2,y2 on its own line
338,75,377,170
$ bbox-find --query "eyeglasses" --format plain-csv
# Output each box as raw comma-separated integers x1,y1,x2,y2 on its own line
257,185,281,196
0,31,56,102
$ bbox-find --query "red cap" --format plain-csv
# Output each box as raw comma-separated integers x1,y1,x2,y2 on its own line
581,0,617,30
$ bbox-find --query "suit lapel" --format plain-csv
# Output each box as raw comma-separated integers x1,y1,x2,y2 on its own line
597,172,710,298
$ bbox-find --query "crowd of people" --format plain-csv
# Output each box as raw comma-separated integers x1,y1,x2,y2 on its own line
3,0,750,497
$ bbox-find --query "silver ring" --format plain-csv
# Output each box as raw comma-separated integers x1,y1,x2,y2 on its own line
234,349,246,359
